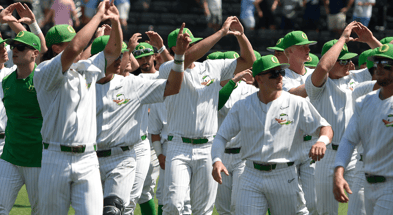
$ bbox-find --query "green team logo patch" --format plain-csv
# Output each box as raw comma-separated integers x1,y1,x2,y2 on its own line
136,45,145,50
379,44,390,53
302,33,308,40
201,75,214,86
271,56,279,64
68,26,76,33
185,29,193,37
276,38,282,45
122,42,127,49
16,31,24,37
275,113,293,125
113,94,129,105
307,56,312,62
28,84,35,92
342,45,348,52
383,114,393,127
234,53,240,59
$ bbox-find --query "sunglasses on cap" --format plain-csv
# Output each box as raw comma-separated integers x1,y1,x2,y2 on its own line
260,69,286,79
132,48,154,57
337,59,351,66
11,43,34,52
115,53,124,61
373,59,393,70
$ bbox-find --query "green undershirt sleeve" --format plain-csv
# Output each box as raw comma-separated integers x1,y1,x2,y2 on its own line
218,79,237,110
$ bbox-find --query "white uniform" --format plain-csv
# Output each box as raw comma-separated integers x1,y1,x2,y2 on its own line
95,74,166,208
305,68,372,215
34,52,106,215
334,88,393,215
216,81,257,215
157,58,236,215
212,91,330,215
0,66,14,155
282,67,318,214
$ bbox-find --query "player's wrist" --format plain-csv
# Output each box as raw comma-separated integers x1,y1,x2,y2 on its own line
157,45,166,54
29,20,41,35
172,54,184,73
317,135,330,145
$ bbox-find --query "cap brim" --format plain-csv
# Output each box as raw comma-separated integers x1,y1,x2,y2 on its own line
339,52,358,60
295,41,317,46
134,52,154,59
261,63,290,73
368,53,393,61
122,48,129,53
6,38,30,47
304,62,317,67
191,37,203,45
267,47,284,52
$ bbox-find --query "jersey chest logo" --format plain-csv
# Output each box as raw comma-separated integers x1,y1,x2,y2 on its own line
27,84,36,93
201,75,214,86
382,114,393,127
113,93,129,105
275,113,293,125
348,79,357,91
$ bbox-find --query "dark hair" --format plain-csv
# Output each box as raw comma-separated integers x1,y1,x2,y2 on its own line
253,74,260,88
169,47,175,56
42,46,55,62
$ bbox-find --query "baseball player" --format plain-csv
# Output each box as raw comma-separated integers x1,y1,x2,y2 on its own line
157,16,255,215
267,37,288,64
333,43,393,215
305,21,382,215
212,54,333,215
33,1,121,214
304,53,319,69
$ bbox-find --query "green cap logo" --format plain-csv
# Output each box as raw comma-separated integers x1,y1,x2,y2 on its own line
234,53,239,58
68,26,76,33
16,31,24,37
276,38,282,45
271,56,279,63
136,45,145,50
122,42,127,49
302,33,307,39
379,44,390,53
307,56,312,62
342,45,348,52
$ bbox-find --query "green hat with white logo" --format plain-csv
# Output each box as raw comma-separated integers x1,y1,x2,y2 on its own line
321,39,358,60
132,42,154,59
207,51,223,60
368,44,393,61
380,37,393,45
121,41,128,53
267,38,285,52
366,49,375,69
358,49,373,67
252,54,290,77
6,31,41,51
282,31,317,50
304,53,319,68
223,51,239,59
45,24,76,48
168,28,203,49
254,50,261,59
91,36,129,56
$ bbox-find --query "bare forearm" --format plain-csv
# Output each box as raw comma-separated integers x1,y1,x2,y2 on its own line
104,18,122,65
367,36,382,49
234,33,255,74
129,53,139,72
8,21,26,34
288,84,307,98
163,71,183,97
319,126,333,143
151,134,161,142
160,49,173,62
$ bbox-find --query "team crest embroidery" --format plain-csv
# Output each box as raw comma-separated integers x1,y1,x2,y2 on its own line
382,114,393,127
28,84,35,92
113,94,129,105
302,33,308,40
379,44,389,53
275,113,293,125
185,29,193,37
86,83,91,89
136,45,145,50
201,75,214,86
348,80,356,91
276,38,282,45
16,31,24,37
271,56,279,64
68,26,76,33
307,56,312,62
234,53,240,58
342,45,348,52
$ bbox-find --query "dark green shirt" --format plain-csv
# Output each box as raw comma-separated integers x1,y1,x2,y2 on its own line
1,67,43,167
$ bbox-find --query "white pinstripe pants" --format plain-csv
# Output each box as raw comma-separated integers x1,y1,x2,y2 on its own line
364,177,393,215
138,146,160,204
0,159,40,215
236,163,308,215
347,160,366,215
38,149,103,215
297,155,318,215
98,147,137,206
215,152,245,215
163,141,217,215
0,138,4,155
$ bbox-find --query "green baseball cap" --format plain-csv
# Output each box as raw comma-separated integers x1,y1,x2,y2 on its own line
254,50,261,59
366,50,375,69
321,40,358,60
304,53,319,68
168,28,203,49
380,37,393,45
358,49,373,67
0,37,6,44
223,51,239,59
121,41,128,53
252,54,290,77
132,42,154,59
91,36,129,56
368,44,393,61
6,31,41,51
45,24,76,48
267,38,285,52
282,31,317,50
207,51,223,60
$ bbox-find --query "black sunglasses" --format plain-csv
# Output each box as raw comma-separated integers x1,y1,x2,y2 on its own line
132,48,153,57
337,59,350,66
11,43,34,52
374,59,393,70
261,69,286,79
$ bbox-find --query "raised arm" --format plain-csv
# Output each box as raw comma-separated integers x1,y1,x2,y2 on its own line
146,31,173,62
311,21,359,87
353,22,382,49
288,84,307,98
103,4,122,67
127,33,142,72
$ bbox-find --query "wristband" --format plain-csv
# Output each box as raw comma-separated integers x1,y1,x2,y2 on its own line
157,45,166,54
172,54,184,73
152,141,162,156
29,21,42,35
174,54,185,61
317,135,330,145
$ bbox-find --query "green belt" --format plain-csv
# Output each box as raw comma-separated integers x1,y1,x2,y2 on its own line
332,144,339,151
0,133,4,139
303,135,312,141
253,162,294,172
141,135,147,141
365,174,386,184
43,143,96,153
224,147,241,154
97,146,130,158
360,155,363,162
167,136,209,144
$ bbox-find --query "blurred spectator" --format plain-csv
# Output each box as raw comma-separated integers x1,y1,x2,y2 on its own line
240,0,256,30
274,0,301,30
115,0,130,30
324,0,354,34
40,0,80,27
41,0,52,17
81,0,99,25
205,0,222,31
255,0,277,30
302,0,321,31
352,0,375,27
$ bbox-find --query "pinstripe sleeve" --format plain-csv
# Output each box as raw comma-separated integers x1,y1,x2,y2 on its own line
157,61,173,79
217,102,241,142
148,104,163,135
299,99,331,137
34,52,63,92
305,74,326,101
353,80,376,100
220,59,237,81
134,76,167,105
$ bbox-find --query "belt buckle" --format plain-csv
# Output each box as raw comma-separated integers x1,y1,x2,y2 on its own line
72,145,85,153
266,164,273,172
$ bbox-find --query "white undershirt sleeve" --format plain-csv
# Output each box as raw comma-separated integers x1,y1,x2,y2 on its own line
334,137,357,169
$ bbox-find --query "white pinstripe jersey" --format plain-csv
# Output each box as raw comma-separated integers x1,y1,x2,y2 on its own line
157,59,237,138
95,74,166,150
212,91,330,164
218,81,258,148
139,72,160,137
34,52,106,146
337,89,393,177
4,46,13,69
282,67,314,92
0,66,16,133
148,102,168,143
305,68,372,145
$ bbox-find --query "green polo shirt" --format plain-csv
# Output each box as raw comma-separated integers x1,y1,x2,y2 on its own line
1,66,43,167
